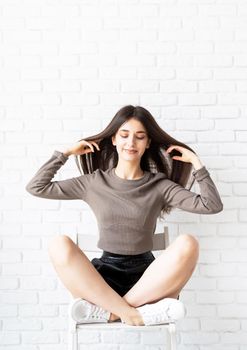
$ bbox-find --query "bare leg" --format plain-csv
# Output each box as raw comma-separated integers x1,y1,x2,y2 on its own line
124,234,199,307
108,234,199,322
48,235,143,325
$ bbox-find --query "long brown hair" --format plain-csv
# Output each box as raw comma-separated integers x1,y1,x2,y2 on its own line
75,105,197,217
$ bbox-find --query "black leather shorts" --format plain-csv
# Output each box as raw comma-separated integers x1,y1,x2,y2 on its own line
91,251,155,297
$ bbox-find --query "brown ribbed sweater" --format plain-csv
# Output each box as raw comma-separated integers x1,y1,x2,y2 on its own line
26,151,223,254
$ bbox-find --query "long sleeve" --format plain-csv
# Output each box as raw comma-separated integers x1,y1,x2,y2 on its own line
160,166,223,214
25,151,91,200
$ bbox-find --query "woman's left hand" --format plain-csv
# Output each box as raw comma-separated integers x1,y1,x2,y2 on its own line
166,145,199,165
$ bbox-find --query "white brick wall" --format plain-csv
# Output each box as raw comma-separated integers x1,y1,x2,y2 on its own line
0,0,246,349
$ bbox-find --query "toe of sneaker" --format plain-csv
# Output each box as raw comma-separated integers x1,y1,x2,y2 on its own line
170,302,186,321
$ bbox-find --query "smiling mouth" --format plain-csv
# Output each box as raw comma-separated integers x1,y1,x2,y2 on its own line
124,149,137,153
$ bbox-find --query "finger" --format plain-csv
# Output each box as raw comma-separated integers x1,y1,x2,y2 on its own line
85,142,94,152
92,141,100,151
166,145,175,152
172,156,183,161
84,148,93,154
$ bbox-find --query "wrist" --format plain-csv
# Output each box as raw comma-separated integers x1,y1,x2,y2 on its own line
62,150,72,157
192,158,204,171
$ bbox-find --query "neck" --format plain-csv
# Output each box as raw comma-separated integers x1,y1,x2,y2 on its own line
114,162,144,180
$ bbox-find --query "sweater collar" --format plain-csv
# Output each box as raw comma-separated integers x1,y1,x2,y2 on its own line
109,167,151,185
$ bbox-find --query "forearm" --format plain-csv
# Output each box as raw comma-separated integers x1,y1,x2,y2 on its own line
26,150,88,200
163,163,223,214
25,151,68,198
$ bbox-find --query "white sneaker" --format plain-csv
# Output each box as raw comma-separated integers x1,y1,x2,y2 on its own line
69,298,110,324
136,298,186,325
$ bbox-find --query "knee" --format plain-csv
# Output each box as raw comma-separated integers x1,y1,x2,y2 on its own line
176,234,199,261
48,234,75,266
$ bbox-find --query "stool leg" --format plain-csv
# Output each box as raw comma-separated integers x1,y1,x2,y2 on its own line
68,318,78,350
168,323,177,350
166,326,171,350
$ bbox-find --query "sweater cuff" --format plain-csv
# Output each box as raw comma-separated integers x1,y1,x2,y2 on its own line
53,150,69,164
192,166,210,181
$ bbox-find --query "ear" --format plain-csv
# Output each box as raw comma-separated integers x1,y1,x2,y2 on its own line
146,138,151,149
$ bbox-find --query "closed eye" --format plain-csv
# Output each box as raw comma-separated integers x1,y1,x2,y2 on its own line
120,135,145,140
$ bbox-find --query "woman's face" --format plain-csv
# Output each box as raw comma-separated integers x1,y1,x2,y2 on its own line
112,118,151,163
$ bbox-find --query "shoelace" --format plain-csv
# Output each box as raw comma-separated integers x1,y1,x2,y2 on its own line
86,303,105,319
153,314,168,323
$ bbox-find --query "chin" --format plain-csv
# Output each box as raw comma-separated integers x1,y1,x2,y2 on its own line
121,156,141,163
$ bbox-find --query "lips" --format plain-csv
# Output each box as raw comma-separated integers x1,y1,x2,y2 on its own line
124,149,137,154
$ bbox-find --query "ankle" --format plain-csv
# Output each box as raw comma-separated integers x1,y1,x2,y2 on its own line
109,313,120,322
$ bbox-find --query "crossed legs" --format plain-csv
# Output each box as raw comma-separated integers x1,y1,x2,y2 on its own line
48,234,199,326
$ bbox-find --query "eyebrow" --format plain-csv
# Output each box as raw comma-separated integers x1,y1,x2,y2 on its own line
119,129,147,134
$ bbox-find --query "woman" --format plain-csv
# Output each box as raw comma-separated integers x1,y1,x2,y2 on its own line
26,105,223,326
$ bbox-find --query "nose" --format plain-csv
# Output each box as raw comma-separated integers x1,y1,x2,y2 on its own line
126,136,136,147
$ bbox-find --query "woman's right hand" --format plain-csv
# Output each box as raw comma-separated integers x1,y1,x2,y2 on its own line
62,140,100,157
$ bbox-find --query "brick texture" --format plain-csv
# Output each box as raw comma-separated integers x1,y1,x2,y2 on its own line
0,1,246,349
